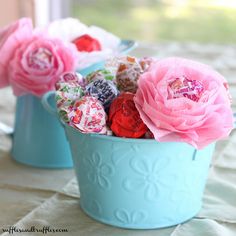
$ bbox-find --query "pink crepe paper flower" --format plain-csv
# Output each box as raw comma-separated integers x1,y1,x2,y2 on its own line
134,57,234,149
0,18,33,88
8,34,79,97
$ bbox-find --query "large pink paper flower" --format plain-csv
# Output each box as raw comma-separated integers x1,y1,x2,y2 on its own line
0,18,33,88
8,34,78,97
134,57,234,149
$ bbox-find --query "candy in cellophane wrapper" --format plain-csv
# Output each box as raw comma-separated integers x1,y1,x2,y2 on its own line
57,105,74,123
56,71,87,90
115,56,143,93
55,85,84,108
85,69,116,85
85,78,119,109
55,72,85,109
67,96,107,134
109,92,148,138
167,76,204,102
139,57,154,72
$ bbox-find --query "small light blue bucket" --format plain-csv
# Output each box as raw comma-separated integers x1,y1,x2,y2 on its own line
12,94,73,168
11,39,137,168
64,124,215,229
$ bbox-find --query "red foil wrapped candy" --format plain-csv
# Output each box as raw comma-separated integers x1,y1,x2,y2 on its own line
109,92,148,138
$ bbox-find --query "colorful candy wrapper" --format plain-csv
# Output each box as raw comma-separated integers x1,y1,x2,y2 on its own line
55,84,84,108
139,57,154,72
105,56,123,74
56,71,87,90
57,105,74,123
67,96,107,134
86,69,116,85
116,56,143,93
55,72,85,121
168,76,204,102
85,78,119,109
109,92,148,138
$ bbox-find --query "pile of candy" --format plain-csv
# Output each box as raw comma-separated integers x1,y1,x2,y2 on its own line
55,56,153,138
56,56,234,148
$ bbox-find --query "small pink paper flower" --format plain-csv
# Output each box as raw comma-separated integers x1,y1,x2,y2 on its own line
0,18,33,88
8,34,78,97
134,57,234,149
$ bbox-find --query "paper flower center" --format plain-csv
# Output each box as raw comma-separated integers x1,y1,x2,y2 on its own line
168,76,204,102
28,47,53,70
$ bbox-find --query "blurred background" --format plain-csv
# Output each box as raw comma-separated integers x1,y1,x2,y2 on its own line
1,0,236,44
72,0,236,44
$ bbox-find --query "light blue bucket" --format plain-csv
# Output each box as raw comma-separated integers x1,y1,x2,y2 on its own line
11,39,137,168
64,124,215,229
12,94,73,168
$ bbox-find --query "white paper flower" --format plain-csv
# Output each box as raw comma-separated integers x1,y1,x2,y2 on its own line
46,18,121,70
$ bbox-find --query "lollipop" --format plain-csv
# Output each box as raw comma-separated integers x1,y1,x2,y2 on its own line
167,76,204,102
56,71,86,90
139,57,154,72
55,85,84,108
55,72,85,120
116,56,143,93
67,96,107,134
85,78,119,109
86,69,115,84
109,92,148,138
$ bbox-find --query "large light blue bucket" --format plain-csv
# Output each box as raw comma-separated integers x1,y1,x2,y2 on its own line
64,124,215,229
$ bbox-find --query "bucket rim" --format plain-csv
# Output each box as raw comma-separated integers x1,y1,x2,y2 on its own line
64,122,191,145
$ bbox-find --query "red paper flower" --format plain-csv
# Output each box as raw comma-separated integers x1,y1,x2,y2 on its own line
109,92,148,138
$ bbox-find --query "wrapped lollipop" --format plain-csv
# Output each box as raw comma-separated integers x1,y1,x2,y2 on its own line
167,76,204,102
55,72,84,107
85,69,115,85
115,56,143,93
67,96,107,134
109,92,148,138
55,72,85,122
55,85,84,108
56,71,87,90
85,78,119,109
139,57,154,72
